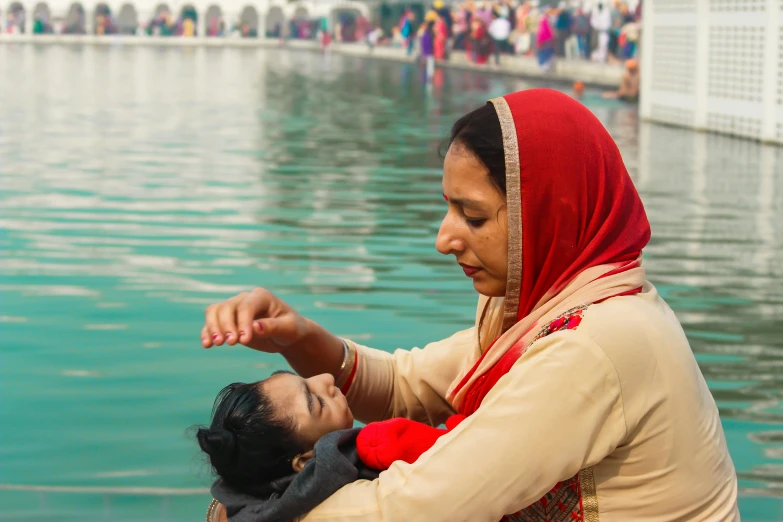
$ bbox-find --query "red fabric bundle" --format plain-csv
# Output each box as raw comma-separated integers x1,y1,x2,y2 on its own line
356,415,467,471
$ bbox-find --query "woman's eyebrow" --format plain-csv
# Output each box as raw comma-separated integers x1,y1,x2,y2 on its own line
446,196,482,210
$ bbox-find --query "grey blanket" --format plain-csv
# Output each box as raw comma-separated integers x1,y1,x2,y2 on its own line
211,428,380,522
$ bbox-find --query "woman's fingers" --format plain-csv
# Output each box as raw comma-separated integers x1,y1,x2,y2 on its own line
200,324,212,348
217,293,247,345
201,288,302,353
236,289,271,345
203,293,246,347
204,303,221,347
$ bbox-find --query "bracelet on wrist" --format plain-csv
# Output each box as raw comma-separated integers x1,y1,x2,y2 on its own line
335,339,356,389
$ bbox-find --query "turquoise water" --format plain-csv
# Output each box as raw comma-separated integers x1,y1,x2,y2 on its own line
0,45,781,521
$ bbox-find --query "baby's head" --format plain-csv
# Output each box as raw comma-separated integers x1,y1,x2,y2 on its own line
197,371,354,495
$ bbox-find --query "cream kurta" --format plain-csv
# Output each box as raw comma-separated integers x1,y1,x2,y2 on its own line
299,285,739,521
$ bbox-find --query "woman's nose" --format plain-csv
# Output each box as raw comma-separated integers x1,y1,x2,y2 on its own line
435,214,463,256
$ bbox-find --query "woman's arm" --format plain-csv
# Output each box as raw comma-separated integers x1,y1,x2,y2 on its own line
344,327,476,425
201,289,476,426
299,329,626,521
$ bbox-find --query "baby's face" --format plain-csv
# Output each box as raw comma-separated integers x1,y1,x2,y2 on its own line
263,372,354,449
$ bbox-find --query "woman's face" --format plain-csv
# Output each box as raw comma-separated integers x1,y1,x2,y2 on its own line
263,373,354,449
437,144,508,297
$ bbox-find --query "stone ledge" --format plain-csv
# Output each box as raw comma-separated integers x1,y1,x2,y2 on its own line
0,34,624,88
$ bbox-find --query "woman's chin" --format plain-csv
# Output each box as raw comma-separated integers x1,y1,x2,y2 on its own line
472,279,506,298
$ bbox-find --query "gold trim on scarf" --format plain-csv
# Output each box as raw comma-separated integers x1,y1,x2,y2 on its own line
489,97,522,333
579,467,600,522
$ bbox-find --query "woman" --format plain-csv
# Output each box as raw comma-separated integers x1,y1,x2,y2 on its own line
202,89,739,521
453,7,468,51
512,3,531,55
470,18,492,65
434,14,449,61
535,7,556,71
419,18,436,80
401,10,416,56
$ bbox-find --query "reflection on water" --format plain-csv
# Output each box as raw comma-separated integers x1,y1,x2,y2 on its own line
0,45,781,521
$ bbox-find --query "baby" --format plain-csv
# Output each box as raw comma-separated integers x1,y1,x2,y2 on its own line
197,371,464,522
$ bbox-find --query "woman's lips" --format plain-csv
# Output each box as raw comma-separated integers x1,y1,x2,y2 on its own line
460,264,481,277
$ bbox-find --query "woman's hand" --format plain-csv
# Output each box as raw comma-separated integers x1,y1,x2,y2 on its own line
201,288,346,379
201,288,309,353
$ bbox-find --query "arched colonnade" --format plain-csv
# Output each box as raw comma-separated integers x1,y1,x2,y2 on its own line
1,0,369,38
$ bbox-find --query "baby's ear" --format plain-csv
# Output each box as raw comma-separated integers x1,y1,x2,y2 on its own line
291,450,314,473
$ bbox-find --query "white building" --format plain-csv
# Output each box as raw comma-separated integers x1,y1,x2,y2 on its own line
1,0,369,38
640,0,783,144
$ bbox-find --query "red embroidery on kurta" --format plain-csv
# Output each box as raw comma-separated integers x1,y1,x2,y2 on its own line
501,476,584,522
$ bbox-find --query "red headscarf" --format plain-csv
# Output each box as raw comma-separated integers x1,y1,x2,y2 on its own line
508,88,650,321
448,89,651,411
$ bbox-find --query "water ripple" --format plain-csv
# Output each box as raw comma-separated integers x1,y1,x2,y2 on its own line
0,45,781,519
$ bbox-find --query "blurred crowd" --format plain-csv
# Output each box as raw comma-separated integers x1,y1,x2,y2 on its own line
372,0,642,71
3,0,642,77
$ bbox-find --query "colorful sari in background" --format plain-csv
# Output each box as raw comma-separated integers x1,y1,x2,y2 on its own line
470,20,491,64
535,13,555,68
434,16,448,60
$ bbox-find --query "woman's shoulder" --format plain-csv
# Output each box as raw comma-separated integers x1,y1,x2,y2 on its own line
522,284,694,404
579,283,688,357
574,284,706,419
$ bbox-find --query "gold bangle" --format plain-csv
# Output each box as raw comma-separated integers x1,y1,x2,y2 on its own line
335,339,356,389
206,498,219,522
337,339,349,375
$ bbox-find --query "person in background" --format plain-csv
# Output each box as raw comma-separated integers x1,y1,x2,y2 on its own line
433,0,453,40
207,16,220,37
453,6,468,51
95,13,105,34
182,16,195,37
419,16,436,80
554,2,571,57
619,17,640,59
504,0,516,31
535,6,555,71
570,7,590,59
33,15,47,34
401,10,416,56
606,2,626,63
367,25,383,50
469,17,492,64
319,21,332,55
602,58,640,101
590,2,612,62
356,14,370,42
434,13,449,61
525,3,540,56
489,11,511,65
514,2,528,34
573,80,585,99
391,26,403,46
512,3,531,55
